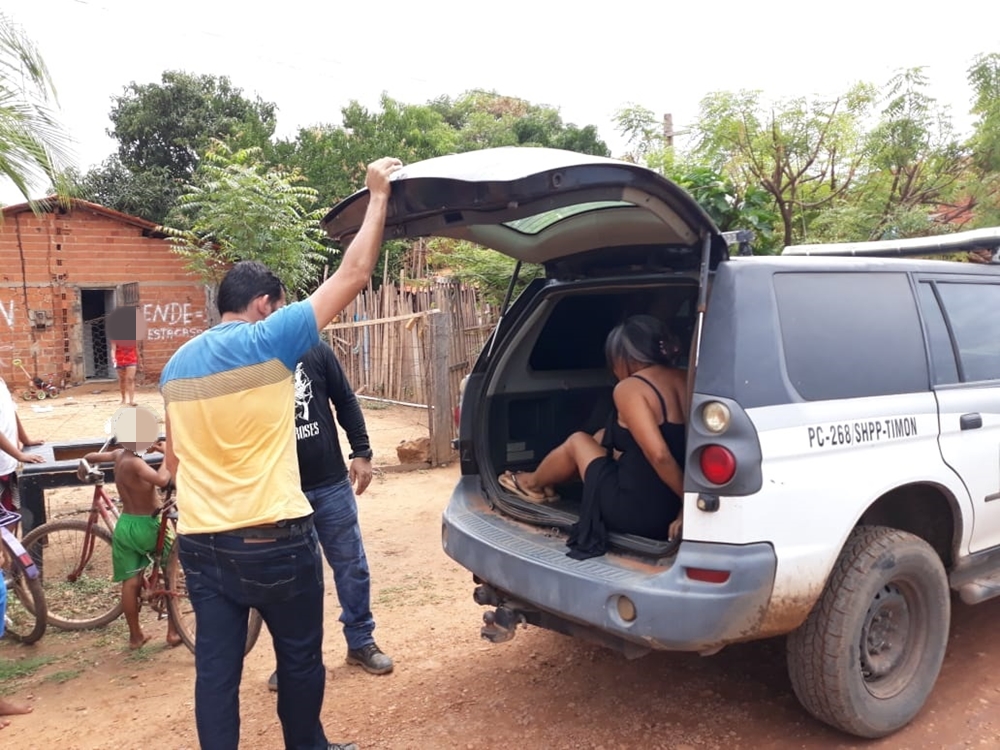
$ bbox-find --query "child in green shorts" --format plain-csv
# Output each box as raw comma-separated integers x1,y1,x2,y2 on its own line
85,423,179,650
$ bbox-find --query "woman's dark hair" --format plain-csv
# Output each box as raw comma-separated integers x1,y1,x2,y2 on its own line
604,314,682,368
217,261,285,315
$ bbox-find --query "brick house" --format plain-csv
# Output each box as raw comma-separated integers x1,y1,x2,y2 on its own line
0,198,209,393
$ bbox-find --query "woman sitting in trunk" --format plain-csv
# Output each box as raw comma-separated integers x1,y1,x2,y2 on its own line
498,315,687,559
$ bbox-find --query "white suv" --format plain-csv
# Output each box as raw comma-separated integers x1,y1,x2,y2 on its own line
322,147,1000,739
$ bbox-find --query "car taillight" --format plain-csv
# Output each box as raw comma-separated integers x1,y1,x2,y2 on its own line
685,567,731,584
700,445,736,485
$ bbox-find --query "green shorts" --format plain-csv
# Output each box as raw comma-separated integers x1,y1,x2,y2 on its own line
112,513,173,582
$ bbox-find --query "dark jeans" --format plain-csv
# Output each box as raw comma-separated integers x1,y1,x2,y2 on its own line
306,477,375,651
179,526,328,750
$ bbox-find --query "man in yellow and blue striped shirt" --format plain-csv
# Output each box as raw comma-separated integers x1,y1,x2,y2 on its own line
161,156,402,750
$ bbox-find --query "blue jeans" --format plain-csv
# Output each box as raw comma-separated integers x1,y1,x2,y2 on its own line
306,477,375,651
179,526,328,750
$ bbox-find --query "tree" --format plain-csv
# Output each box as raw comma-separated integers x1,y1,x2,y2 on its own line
0,11,71,206
427,238,544,307
690,85,876,247
161,141,328,316
65,156,181,222
613,104,780,251
110,71,275,180
613,103,673,169
431,90,610,156
272,94,456,209
74,71,277,222
857,68,964,239
966,53,1000,226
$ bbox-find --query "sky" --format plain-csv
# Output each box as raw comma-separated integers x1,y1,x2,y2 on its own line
2,0,996,206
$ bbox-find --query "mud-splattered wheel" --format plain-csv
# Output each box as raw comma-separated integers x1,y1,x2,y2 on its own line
787,525,949,738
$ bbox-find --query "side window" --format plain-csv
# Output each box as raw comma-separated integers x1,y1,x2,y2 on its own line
934,281,1000,383
915,282,960,385
773,272,928,401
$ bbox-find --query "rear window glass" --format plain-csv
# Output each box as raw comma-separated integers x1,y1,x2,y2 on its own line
773,273,928,400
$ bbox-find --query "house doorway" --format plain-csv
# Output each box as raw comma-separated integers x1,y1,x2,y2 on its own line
81,288,115,379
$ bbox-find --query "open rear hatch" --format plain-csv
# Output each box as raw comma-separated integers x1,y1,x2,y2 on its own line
322,147,728,275
323,148,727,556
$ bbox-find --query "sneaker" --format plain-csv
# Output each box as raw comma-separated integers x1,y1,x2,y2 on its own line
328,744,359,750
267,670,278,692
345,643,394,675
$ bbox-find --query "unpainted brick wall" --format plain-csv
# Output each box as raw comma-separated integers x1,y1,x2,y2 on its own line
0,204,208,392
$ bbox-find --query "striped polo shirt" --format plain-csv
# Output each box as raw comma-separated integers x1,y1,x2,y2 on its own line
160,301,320,535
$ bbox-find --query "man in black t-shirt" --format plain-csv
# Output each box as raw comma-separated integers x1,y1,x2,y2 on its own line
268,342,393,691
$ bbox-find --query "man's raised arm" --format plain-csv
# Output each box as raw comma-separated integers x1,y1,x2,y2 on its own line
308,157,402,329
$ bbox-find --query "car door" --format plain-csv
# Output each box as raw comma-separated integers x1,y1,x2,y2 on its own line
916,276,1000,553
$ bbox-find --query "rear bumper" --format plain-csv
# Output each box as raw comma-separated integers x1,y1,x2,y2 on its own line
442,477,777,652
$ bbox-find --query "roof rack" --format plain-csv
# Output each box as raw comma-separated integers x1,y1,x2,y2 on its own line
782,227,1000,262
721,229,755,257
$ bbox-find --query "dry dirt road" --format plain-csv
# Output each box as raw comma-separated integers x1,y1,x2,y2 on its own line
2,385,1000,749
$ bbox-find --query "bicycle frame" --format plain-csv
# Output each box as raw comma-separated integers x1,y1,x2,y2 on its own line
66,459,121,584
141,494,178,614
0,510,40,582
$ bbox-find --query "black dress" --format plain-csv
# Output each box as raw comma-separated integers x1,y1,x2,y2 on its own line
566,374,686,560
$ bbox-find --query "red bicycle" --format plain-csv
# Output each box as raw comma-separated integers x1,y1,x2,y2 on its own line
20,446,263,654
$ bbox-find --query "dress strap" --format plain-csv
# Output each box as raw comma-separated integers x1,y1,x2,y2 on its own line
629,374,668,423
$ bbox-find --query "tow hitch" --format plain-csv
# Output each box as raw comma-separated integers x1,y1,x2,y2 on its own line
475,582,528,643
481,606,526,643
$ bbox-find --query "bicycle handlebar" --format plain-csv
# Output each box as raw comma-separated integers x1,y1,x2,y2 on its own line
76,458,105,484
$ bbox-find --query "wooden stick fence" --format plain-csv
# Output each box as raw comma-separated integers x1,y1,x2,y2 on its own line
323,278,497,435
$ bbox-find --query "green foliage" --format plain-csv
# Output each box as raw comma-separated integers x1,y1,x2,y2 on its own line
272,93,456,209
0,654,55,681
427,238,543,306
161,141,328,296
274,90,610,213
668,163,780,252
431,90,610,156
689,85,876,246
110,71,275,180
73,71,276,221
966,53,1000,226
0,11,72,207
63,156,181,223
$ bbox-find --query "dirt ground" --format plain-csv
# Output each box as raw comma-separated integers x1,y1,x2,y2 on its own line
3,384,1000,749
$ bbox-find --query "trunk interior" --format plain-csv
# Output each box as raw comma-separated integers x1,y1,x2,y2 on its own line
476,276,701,557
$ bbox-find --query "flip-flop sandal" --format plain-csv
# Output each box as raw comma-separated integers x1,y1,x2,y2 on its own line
498,471,559,502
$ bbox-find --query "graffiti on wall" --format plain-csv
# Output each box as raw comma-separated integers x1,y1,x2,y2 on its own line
143,302,205,341
1,300,13,329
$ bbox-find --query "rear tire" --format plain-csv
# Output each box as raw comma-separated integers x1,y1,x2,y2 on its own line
21,519,123,630
786,525,949,738
165,542,264,655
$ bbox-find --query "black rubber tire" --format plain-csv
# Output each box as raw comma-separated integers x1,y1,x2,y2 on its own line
786,525,950,738
21,519,124,630
165,542,265,656
0,542,48,644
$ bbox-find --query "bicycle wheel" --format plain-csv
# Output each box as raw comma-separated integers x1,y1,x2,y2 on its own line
21,519,123,630
0,535,48,644
165,542,264,655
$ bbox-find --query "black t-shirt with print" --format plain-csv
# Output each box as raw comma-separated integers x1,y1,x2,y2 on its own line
293,343,370,492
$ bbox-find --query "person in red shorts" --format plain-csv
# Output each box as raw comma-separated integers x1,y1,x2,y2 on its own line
108,305,147,407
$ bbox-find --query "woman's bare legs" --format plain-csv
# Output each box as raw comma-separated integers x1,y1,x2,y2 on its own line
516,431,606,497
117,367,127,404
125,366,137,405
